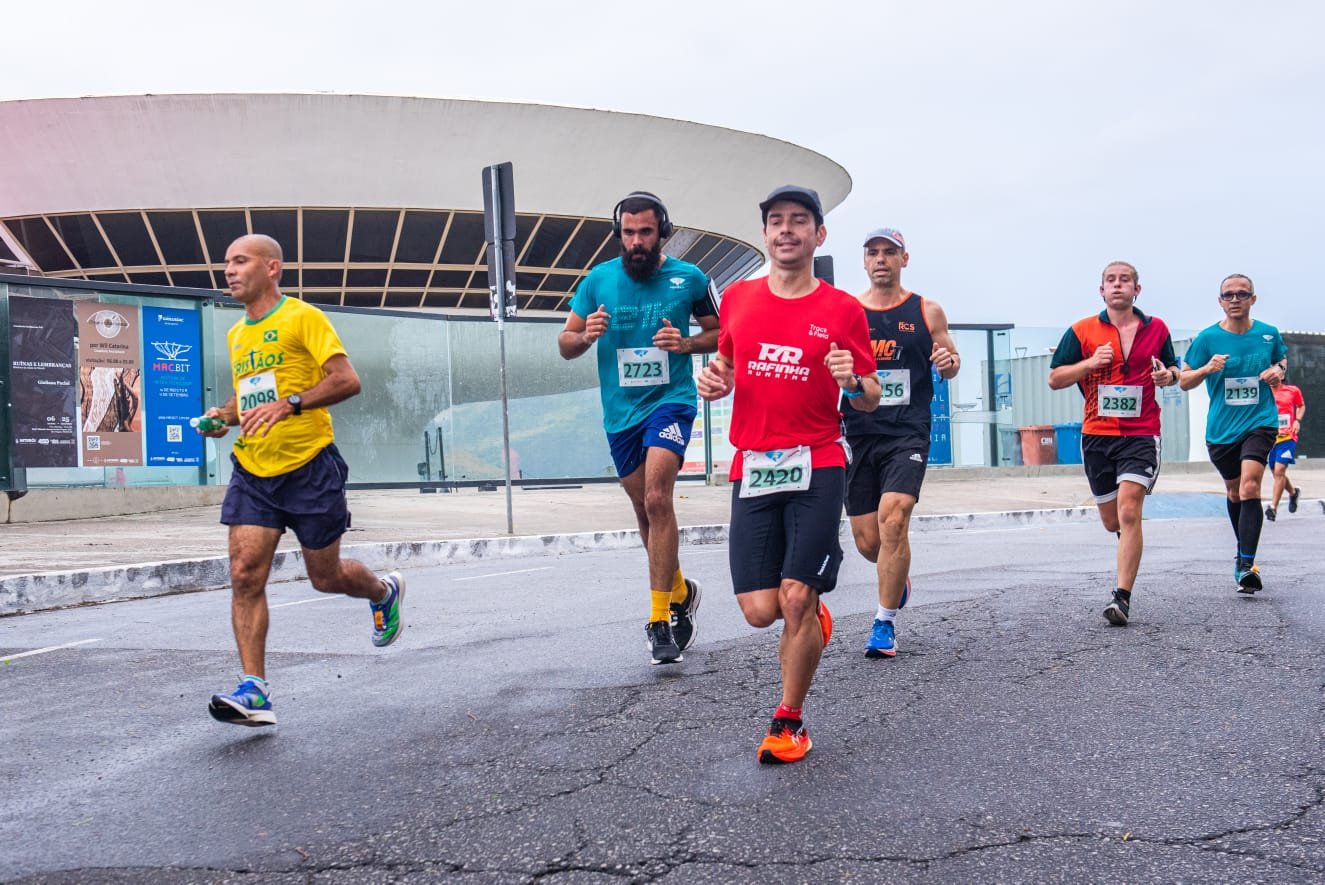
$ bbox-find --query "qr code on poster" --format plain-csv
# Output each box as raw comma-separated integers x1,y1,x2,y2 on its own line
167,424,183,443
86,436,101,451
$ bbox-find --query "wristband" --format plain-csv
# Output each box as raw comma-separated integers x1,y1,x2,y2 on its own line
842,373,864,399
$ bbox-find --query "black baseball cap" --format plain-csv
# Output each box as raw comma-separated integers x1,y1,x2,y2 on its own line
759,185,824,225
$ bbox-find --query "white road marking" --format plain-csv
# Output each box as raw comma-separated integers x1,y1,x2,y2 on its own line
455,566,553,582
270,595,339,609
2,638,101,663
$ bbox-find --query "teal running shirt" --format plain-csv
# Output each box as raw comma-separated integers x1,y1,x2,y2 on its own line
1183,319,1287,445
569,256,716,433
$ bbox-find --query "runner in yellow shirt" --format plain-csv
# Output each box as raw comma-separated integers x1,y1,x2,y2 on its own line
199,234,405,727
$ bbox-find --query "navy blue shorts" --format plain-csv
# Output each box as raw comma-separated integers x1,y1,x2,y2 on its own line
729,466,845,594
606,402,697,478
1269,439,1297,466
221,444,351,550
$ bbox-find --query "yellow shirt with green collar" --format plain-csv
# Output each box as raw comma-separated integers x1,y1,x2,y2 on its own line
227,296,347,477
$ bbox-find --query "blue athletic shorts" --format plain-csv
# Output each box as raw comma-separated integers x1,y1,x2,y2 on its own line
221,444,351,550
1270,439,1297,466
729,466,845,594
606,402,697,478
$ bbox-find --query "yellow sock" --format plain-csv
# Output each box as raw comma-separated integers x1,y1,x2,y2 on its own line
670,569,688,604
650,589,672,623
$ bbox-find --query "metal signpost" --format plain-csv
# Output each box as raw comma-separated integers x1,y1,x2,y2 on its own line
482,162,517,533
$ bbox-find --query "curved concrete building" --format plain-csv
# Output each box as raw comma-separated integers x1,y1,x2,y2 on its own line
0,94,851,311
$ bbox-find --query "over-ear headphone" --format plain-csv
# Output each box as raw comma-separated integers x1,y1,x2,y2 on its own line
612,191,673,240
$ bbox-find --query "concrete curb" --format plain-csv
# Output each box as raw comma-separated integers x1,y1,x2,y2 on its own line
0,507,1107,616
9,500,1308,617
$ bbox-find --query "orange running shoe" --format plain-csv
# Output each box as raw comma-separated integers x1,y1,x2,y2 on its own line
758,717,812,764
816,599,833,646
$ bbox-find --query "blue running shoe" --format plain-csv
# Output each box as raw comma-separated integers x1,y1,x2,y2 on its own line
371,571,406,647
864,619,897,658
209,678,275,726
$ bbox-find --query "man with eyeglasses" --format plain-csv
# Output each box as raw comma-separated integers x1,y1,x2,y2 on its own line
1048,260,1181,626
1180,274,1288,593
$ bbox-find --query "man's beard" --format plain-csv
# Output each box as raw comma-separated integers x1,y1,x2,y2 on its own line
622,243,662,282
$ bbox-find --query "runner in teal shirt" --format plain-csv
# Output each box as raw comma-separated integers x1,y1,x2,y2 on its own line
1180,273,1288,594
569,253,713,433
1184,319,1286,445
559,192,719,667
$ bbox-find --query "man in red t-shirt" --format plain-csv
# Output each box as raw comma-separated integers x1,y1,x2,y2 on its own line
1048,260,1180,626
1266,377,1306,520
698,185,880,765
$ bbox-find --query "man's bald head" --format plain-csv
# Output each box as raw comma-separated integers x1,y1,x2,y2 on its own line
224,234,284,306
233,233,284,262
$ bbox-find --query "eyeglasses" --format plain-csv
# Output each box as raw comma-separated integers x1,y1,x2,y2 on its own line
1219,290,1254,301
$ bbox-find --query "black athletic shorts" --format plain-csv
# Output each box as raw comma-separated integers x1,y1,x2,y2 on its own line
1081,433,1161,502
221,444,351,550
729,466,845,594
1207,426,1276,481
844,434,928,515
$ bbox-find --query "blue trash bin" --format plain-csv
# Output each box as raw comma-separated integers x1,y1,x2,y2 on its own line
1054,422,1083,464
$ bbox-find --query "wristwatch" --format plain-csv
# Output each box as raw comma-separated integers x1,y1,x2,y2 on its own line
286,394,303,416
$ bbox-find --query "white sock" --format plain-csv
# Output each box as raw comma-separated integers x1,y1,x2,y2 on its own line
876,606,898,623
242,674,268,691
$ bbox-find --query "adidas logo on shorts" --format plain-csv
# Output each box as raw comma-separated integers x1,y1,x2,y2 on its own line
909,453,924,462
658,423,686,445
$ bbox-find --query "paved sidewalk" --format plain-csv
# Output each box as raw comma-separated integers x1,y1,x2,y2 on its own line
2,461,1320,615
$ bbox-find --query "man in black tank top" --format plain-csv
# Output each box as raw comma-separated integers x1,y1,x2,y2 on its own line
843,229,960,658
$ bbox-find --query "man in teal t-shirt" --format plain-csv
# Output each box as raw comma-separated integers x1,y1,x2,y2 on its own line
558,191,719,666
1180,273,1288,593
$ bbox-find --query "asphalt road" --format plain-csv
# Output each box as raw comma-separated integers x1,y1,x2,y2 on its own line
3,513,1323,883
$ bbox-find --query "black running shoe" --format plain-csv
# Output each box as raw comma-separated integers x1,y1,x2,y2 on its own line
1264,505,1276,522
1236,560,1262,594
1103,591,1130,626
1289,488,1300,513
645,619,682,664
670,578,703,652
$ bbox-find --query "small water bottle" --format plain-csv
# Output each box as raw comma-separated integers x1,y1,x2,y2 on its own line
190,415,226,433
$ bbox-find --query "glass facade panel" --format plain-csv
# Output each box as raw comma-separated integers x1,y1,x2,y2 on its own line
349,210,399,262
6,217,75,271
346,268,388,287
248,209,298,260
437,212,485,264
97,212,159,267
555,221,611,268
395,211,448,263
302,209,349,262
388,269,430,287
169,271,216,289
198,211,248,263
147,211,205,265
50,214,117,269
521,217,576,267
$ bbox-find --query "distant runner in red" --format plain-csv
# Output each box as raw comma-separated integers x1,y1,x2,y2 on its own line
1265,376,1305,521
1049,260,1181,627
697,185,879,765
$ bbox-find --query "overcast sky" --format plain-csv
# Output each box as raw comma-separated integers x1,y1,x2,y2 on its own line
4,0,1322,334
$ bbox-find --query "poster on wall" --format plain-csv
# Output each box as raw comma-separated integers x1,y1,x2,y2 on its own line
929,369,953,466
75,302,144,467
8,296,79,467
142,307,205,466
